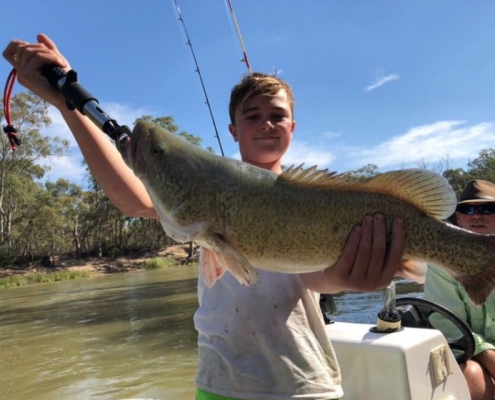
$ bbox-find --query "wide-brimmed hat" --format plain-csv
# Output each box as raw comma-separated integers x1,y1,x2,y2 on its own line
457,180,495,205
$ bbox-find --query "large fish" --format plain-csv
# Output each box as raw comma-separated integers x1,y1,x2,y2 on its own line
122,121,495,305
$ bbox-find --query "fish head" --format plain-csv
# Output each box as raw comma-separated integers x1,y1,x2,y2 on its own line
124,120,179,181
124,120,208,211
124,120,220,243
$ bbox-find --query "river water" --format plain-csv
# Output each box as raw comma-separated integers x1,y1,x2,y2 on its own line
0,267,423,400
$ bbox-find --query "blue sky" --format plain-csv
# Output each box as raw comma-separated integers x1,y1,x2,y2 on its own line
1,1,495,186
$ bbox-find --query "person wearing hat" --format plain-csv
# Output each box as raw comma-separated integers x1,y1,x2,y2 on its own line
425,180,495,400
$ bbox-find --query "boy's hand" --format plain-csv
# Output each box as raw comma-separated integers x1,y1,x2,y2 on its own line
3,33,69,109
323,215,405,292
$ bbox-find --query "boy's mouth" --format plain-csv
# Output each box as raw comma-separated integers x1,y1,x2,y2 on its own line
255,135,279,140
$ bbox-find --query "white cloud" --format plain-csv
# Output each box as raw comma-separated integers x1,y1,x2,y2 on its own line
230,121,495,174
231,138,335,169
334,120,495,171
321,131,343,140
99,102,154,128
365,73,400,91
40,153,89,186
282,140,334,168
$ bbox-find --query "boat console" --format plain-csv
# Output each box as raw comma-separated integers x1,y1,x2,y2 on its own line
327,321,470,400
325,284,472,400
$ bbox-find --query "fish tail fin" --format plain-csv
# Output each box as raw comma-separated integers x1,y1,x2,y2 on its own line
201,236,258,288
458,273,495,307
441,235,495,307
397,259,428,283
456,251,495,306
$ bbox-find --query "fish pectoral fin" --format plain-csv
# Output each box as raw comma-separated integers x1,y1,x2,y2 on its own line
396,259,428,283
201,235,258,288
202,249,227,288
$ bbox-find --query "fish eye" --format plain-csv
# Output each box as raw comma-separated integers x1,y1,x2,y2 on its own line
151,146,160,156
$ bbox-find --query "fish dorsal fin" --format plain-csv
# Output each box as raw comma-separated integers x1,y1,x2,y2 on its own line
358,169,457,220
281,164,342,185
280,166,457,220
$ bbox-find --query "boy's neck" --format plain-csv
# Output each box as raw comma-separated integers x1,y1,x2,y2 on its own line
244,159,283,174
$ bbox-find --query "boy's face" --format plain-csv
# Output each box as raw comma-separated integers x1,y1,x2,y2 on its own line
229,89,295,173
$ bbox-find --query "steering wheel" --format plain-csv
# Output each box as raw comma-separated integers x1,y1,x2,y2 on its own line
395,297,475,364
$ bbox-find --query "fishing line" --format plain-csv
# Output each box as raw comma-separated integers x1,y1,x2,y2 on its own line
171,0,225,156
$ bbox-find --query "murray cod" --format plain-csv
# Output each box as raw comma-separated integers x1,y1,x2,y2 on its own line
122,121,495,305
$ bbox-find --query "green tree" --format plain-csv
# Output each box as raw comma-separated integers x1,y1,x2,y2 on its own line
442,168,475,196
346,164,380,181
44,179,87,258
0,92,69,245
443,148,495,197
466,149,495,183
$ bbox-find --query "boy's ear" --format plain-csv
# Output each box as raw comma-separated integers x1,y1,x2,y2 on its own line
229,124,239,142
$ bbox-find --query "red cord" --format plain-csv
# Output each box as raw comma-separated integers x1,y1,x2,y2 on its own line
3,68,21,151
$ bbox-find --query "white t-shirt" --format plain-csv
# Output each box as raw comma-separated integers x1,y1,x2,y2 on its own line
194,260,343,400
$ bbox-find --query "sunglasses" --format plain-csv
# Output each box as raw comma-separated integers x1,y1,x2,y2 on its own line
456,204,495,215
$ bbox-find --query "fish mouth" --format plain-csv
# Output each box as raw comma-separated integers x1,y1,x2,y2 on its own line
115,126,145,178
126,124,148,179
116,134,135,172
113,125,133,165
117,135,131,166
132,152,146,179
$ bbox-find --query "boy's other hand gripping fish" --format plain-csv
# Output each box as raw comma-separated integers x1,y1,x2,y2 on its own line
122,121,495,306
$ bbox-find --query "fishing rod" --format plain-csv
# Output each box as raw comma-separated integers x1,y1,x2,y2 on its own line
225,0,252,74
41,64,131,152
172,0,225,157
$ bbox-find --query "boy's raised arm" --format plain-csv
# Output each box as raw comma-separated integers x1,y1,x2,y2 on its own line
3,34,158,219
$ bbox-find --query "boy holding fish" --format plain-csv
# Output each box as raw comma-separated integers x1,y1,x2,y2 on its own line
4,34,406,400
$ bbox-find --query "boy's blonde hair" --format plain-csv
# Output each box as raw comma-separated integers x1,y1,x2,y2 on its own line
229,72,295,125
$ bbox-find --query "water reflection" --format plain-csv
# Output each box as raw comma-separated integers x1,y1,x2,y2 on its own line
332,280,424,324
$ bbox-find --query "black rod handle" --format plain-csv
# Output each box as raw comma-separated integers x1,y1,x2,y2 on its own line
40,64,129,147
41,64,67,91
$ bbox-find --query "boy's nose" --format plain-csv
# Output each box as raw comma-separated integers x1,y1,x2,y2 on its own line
260,120,274,130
